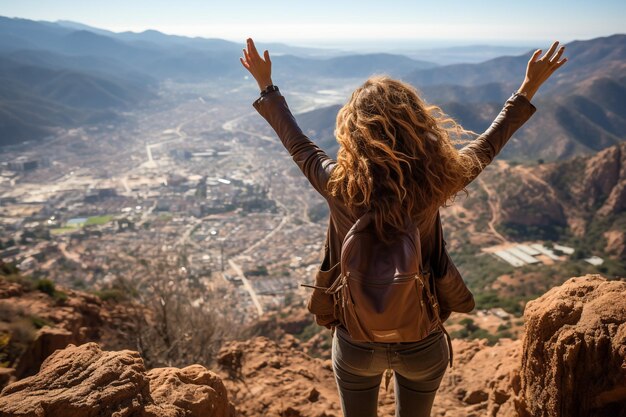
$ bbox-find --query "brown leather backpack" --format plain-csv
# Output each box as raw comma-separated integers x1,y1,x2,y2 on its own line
311,210,453,363
302,210,474,368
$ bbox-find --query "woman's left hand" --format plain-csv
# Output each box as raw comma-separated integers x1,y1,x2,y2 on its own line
240,38,273,91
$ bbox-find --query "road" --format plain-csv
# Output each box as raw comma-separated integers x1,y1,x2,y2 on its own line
477,177,508,243
222,112,276,144
145,107,218,165
228,258,264,317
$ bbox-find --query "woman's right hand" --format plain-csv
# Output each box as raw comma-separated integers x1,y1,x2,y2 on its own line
240,38,274,92
517,41,567,101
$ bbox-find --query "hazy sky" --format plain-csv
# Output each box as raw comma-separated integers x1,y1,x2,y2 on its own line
1,0,624,47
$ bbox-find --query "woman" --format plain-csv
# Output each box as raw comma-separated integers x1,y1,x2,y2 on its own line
240,38,566,417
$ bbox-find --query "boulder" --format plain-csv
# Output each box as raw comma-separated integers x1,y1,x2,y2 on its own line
0,342,148,417
0,342,235,417
0,369,13,391
14,327,74,379
515,274,626,417
145,365,235,417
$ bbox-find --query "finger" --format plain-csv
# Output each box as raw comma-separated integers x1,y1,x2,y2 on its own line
530,49,542,62
550,46,565,64
542,41,559,61
239,57,250,70
264,50,271,64
243,48,252,64
553,57,568,69
248,38,261,60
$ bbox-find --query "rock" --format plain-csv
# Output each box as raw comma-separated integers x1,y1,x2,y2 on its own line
0,282,22,298
580,144,623,213
0,276,140,382
0,369,14,390
14,327,74,379
515,274,626,417
217,346,243,379
0,342,149,417
604,229,626,258
4,273,624,417
215,336,341,417
0,342,235,417
145,365,235,417
432,338,522,417
214,332,525,417
307,387,320,402
463,389,489,404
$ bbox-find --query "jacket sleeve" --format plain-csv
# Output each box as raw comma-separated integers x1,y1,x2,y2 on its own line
458,92,537,188
430,211,475,315
252,89,335,198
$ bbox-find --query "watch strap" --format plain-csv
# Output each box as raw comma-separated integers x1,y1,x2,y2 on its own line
260,84,279,97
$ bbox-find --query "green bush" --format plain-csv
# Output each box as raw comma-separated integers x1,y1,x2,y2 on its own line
36,279,56,296
30,315,51,329
498,330,514,338
53,290,68,303
296,321,321,342
94,288,128,302
246,265,268,277
459,318,478,332
497,323,510,332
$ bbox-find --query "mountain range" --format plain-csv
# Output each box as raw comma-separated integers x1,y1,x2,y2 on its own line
0,16,435,146
297,34,626,161
0,15,624,160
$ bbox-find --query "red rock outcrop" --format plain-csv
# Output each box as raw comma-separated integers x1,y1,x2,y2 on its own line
2,274,623,417
0,276,139,386
515,274,626,417
215,274,626,417
0,342,235,417
216,334,342,417
214,331,522,417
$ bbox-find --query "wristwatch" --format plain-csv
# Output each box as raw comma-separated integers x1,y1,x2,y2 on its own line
260,84,279,97
514,90,530,100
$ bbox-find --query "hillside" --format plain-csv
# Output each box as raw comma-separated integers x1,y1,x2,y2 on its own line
296,34,626,161
295,74,626,161
0,15,624,153
479,142,626,256
1,274,624,416
403,34,626,92
0,15,439,146
431,142,626,318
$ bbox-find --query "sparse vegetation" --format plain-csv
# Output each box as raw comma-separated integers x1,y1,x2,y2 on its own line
85,215,114,226
246,265,268,277
36,279,56,296
450,318,499,345
30,315,51,329
34,278,68,303
296,321,321,342
496,222,566,241
94,288,128,302
0,278,40,369
130,256,236,369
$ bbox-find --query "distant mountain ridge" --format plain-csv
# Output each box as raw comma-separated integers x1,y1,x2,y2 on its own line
0,15,623,153
0,15,438,146
295,34,626,161
404,34,626,92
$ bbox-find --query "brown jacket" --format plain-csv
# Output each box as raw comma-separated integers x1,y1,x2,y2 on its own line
253,89,537,329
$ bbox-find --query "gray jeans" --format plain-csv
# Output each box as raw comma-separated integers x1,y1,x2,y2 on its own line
332,325,449,417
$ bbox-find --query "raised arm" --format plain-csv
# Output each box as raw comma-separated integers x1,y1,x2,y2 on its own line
241,38,334,198
252,90,335,197
457,41,567,188
457,92,537,187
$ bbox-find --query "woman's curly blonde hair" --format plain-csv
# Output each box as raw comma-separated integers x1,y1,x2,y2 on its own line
327,75,483,243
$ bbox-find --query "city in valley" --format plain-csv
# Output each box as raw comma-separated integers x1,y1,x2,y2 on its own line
1,23,623,345
0,80,360,327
